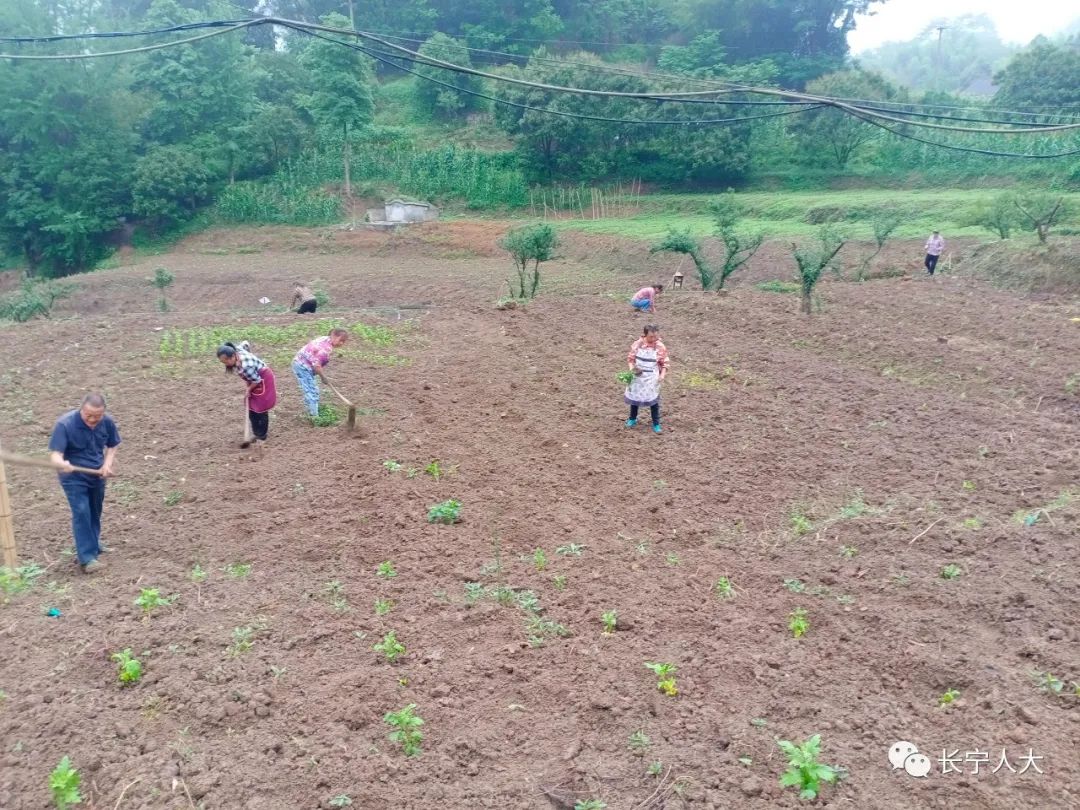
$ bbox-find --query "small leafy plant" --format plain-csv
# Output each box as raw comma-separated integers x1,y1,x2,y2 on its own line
427,499,461,524
328,796,352,808
373,630,406,662
939,688,961,706
134,588,177,615
789,507,813,536
644,662,678,696
647,760,663,776
384,703,424,756
533,547,547,571
940,564,963,580
229,626,254,656
789,607,810,638
376,561,397,578
553,574,567,591
628,730,651,755
323,580,349,612
777,734,838,800
163,490,183,507
189,564,207,583
575,801,607,810
601,610,617,635
383,459,403,473
224,562,252,579
424,460,443,480
556,543,584,556
112,649,143,686
714,577,736,599
617,369,635,385
152,267,174,312
375,598,393,616
49,756,82,810
839,545,858,559
1034,671,1064,694
310,403,342,427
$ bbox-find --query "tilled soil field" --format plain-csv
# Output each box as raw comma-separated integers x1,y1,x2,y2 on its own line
0,223,1078,810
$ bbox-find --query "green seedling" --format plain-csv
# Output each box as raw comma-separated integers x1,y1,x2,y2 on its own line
647,760,663,776
575,801,607,810
939,688,961,706
617,369,635,385
383,459,403,473
714,577,736,599
111,649,143,686
739,755,753,766
427,499,461,524
553,574,567,591
751,718,768,727
323,581,349,612
628,730,651,755
424,460,442,480
601,610,617,635
525,615,569,647
329,796,352,808
163,490,183,507
940,564,963,580
406,467,419,478
0,563,45,602
778,734,838,801
376,561,397,578
134,588,177,615
270,665,287,681
310,403,342,427
1034,671,1064,694
189,564,207,583
49,756,82,810
533,547,547,571
384,703,424,757
229,626,254,656
644,662,678,697
839,545,858,559
224,562,252,579
556,543,584,556
789,608,810,638
789,508,813,536
891,573,910,587
960,517,982,530
464,582,485,604
373,630,406,662
374,598,393,616
783,578,806,593
666,553,680,567
962,480,976,491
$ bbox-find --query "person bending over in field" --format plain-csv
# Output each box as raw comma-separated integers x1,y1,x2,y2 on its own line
48,393,121,574
292,283,318,314
217,341,278,442
292,327,350,420
624,324,669,434
630,283,663,313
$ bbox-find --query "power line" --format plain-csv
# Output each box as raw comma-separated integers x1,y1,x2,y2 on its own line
0,20,258,60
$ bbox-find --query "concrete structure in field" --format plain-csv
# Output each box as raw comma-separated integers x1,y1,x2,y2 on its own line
364,199,440,230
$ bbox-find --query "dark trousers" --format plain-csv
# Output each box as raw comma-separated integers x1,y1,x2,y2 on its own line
249,410,269,440
297,299,317,314
924,253,939,274
630,403,660,425
60,475,106,565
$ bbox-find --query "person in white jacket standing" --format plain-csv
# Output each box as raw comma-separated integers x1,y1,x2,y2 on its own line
924,230,945,275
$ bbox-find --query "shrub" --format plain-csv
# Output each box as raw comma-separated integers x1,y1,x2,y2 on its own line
499,223,559,299
0,279,73,322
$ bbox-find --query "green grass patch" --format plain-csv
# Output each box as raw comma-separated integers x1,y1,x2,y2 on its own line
757,280,800,294
310,403,342,427
158,319,397,359
0,279,75,322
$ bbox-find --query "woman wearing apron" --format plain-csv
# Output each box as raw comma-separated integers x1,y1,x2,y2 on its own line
217,341,278,443
624,324,669,434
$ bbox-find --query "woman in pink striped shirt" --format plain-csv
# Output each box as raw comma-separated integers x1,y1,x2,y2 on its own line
292,328,350,419
630,283,663,313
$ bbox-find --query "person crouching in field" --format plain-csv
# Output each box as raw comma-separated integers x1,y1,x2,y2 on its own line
292,283,318,314
292,328,350,420
631,283,662,313
624,324,669,434
217,341,278,442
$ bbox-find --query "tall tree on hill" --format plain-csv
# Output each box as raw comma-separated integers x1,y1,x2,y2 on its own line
300,12,375,197
992,36,1080,108
412,33,487,120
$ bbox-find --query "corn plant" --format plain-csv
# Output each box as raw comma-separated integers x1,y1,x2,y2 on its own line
789,608,810,638
49,756,82,810
644,662,678,696
778,734,838,800
112,649,143,686
384,703,424,757
533,547,547,571
424,460,442,480
601,610,617,635
376,561,397,578
941,564,963,580
714,577,736,599
229,626,254,656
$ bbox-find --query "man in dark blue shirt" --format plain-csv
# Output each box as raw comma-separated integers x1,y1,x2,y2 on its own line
48,393,121,573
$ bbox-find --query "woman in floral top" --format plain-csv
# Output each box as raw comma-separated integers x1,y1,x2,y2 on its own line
292,328,350,419
624,324,669,434
216,341,278,442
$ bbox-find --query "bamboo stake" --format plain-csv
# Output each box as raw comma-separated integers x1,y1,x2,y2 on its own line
0,440,16,569
0,451,105,477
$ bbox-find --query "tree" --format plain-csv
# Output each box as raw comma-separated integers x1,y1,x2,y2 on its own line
300,12,375,197
651,229,713,289
499,223,559,298
1013,194,1071,244
968,194,1018,240
993,36,1080,108
152,266,174,312
794,69,901,168
412,33,486,121
792,227,846,315
132,146,214,232
853,212,900,279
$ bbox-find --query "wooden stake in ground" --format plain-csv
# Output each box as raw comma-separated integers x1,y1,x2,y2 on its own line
0,439,17,569
240,395,253,449
323,379,357,430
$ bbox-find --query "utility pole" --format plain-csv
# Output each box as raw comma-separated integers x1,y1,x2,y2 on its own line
346,0,355,29
934,26,947,92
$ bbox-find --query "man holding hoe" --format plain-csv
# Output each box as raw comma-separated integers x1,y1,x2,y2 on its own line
48,393,120,574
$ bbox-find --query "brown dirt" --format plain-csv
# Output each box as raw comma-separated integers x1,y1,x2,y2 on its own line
1,223,1078,810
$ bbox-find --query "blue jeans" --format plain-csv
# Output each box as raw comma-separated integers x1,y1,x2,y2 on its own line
631,298,652,312
60,475,106,565
292,360,320,417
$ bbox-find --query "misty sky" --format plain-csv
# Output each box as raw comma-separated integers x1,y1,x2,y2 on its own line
848,0,1076,52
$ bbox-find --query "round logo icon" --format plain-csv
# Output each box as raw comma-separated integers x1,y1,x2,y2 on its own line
904,752,932,778
889,741,919,770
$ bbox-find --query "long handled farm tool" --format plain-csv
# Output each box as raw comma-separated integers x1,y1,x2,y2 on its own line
323,379,357,430
240,395,254,449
